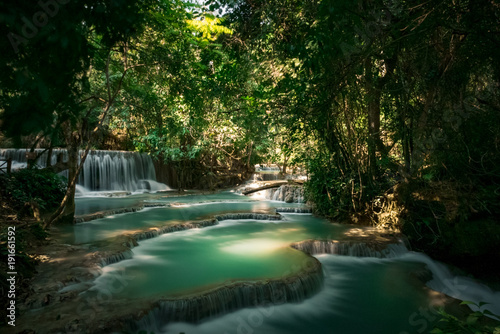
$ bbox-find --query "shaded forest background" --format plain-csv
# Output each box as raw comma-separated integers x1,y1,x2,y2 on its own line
1,0,500,275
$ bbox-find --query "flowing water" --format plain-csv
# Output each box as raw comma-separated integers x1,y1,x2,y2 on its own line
36,162,495,334
69,192,304,243
0,148,169,192
158,255,433,334
66,189,500,334
4,150,497,332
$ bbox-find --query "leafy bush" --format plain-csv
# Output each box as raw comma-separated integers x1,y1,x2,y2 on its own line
432,301,500,334
304,153,390,219
0,168,66,215
304,155,350,218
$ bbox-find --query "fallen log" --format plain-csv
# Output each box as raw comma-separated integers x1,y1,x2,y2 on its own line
242,180,304,195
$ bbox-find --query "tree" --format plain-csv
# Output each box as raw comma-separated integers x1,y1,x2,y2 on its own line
206,0,500,219
0,0,195,225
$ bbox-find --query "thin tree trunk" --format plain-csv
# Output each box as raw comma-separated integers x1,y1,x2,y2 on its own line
365,58,383,178
61,144,78,223
282,154,288,175
246,142,253,170
46,147,53,167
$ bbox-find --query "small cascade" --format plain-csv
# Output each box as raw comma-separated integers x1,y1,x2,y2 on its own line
255,164,281,172
215,213,282,221
128,258,324,332
271,187,283,201
291,239,409,258
99,220,220,267
101,249,134,266
267,185,305,203
75,185,90,196
400,252,500,317
252,172,284,182
74,206,145,223
95,214,289,270
133,220,219,243
139,180,169,192
0,148,169,193
276,207,312,213
297,190,303,204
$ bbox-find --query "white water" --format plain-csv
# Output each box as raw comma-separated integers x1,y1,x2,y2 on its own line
152,255,432,334
67,186,500,333
400,252,500,316
255,165,281,172
154,251,500,334
0,148,170,193
266,185,305,203
83,201,500,332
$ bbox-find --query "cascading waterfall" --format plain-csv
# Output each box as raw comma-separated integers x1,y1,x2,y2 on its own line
255,165,281,172
0,148,169,193
63,192,500,333
127,257,324,333
292,239,500,318
297,190,303,204
214,213,282,221
101,249,135,266
275,207,312,213
80,150,159,191
399,252,500,317
291,239,409,258
267,185,305,203
252,172,284,182
100,214,283,266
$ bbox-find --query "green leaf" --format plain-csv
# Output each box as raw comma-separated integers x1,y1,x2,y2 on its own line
460,301,477,306
466,315,479,325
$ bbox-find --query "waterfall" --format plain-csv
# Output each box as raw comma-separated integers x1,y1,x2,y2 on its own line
291,239,409,258
252,172,284,182
275,207,312,213
133,220,219,243
255,165,281,172
101,249,134,266
271,187,283,201
266,185,305,203
399,252,500,317
215,213,282,221
0,148,169,193
98,213,287,268
297,189,303,204
127,258,324,333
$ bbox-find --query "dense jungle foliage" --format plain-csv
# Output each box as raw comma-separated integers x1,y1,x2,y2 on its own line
1,0,499,269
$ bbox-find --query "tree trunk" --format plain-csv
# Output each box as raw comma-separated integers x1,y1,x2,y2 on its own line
282,154,289,175
46,147,53,167
365,59,382,178
367,90,381,177
364,58,393,178
44,133,89,228
246,142,253,170
60,144,78,224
